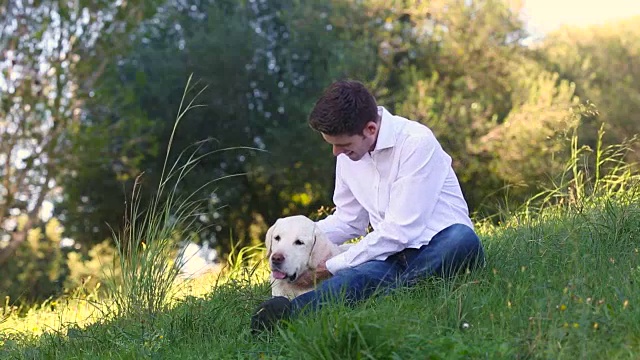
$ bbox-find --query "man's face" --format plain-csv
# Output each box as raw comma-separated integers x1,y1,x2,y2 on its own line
321,121,379,161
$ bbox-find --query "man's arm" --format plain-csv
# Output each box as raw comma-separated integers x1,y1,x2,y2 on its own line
326,135,451,274
316,159,370,245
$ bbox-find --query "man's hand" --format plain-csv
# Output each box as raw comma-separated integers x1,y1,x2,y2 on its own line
294,260,332,288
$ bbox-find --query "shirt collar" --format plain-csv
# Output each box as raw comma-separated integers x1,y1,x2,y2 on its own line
372,106,395,152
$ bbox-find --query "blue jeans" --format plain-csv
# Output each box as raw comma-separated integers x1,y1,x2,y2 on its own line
290,224,485,314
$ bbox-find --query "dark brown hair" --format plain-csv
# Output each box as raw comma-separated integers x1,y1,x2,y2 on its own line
308,80,378,136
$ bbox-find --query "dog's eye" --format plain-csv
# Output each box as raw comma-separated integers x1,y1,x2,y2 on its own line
274,235,281,241
294,239,304,245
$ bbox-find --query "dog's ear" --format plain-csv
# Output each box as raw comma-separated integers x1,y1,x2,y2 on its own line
265,220,278,258
309,224,333,269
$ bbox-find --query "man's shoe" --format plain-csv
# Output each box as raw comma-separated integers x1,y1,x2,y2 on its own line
250,296,292,334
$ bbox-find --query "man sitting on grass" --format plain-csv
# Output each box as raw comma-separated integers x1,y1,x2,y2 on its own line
251,79,486,333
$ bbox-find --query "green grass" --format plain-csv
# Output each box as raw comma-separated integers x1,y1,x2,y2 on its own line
2,87,639,358
1,196,639,359
102,74,212,319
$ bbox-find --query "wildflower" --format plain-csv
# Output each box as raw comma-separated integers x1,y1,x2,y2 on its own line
507,300,512,309
558,304,567,311
572,323,580,328
521,266,526,272
563,322,569,328
593,322,599,330
623,300,629,309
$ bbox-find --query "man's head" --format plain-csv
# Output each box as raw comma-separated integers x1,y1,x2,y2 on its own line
308,80,380,161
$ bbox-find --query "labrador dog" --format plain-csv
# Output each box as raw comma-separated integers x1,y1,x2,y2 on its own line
265,215,344,299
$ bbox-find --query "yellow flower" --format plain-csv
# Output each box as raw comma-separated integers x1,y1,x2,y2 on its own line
623,300,629,309
559,304,567,311
572,323,580,328
593,322,599,330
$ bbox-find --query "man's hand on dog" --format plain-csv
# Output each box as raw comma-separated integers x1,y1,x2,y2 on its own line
294,260,332,288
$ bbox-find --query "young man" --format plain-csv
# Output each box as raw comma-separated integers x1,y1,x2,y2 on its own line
251,80,485,333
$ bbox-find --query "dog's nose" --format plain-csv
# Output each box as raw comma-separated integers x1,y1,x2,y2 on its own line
271,253,285,265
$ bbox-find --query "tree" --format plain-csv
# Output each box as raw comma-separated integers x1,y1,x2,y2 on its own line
0,0,162,300
357,0,532,212
62,0,377,253
537,16,640,162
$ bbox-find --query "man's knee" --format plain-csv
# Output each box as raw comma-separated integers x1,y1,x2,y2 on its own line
447,224,479,243
439,224,485,275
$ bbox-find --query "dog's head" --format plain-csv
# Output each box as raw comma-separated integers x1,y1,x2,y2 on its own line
265,215,329,282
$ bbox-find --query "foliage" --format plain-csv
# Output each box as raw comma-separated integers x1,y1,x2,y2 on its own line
102,75,236,319
372,0,576,213
0,219,65,303
0,0,164,301
519,123,639,221
537,16,640,162
3,0,640,303
468,68,586,214
64,240,118,293
63,0,378,254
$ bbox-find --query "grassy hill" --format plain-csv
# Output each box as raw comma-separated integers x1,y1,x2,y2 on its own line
2,127,640,359
2,190,639,359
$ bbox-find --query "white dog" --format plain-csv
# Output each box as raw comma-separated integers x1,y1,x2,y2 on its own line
265,215,344,299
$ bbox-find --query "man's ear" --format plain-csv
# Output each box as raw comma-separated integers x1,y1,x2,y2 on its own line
364,121,378,136
265,220,279,258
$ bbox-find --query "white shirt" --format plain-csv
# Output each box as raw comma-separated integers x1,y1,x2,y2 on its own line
317,106,474,274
